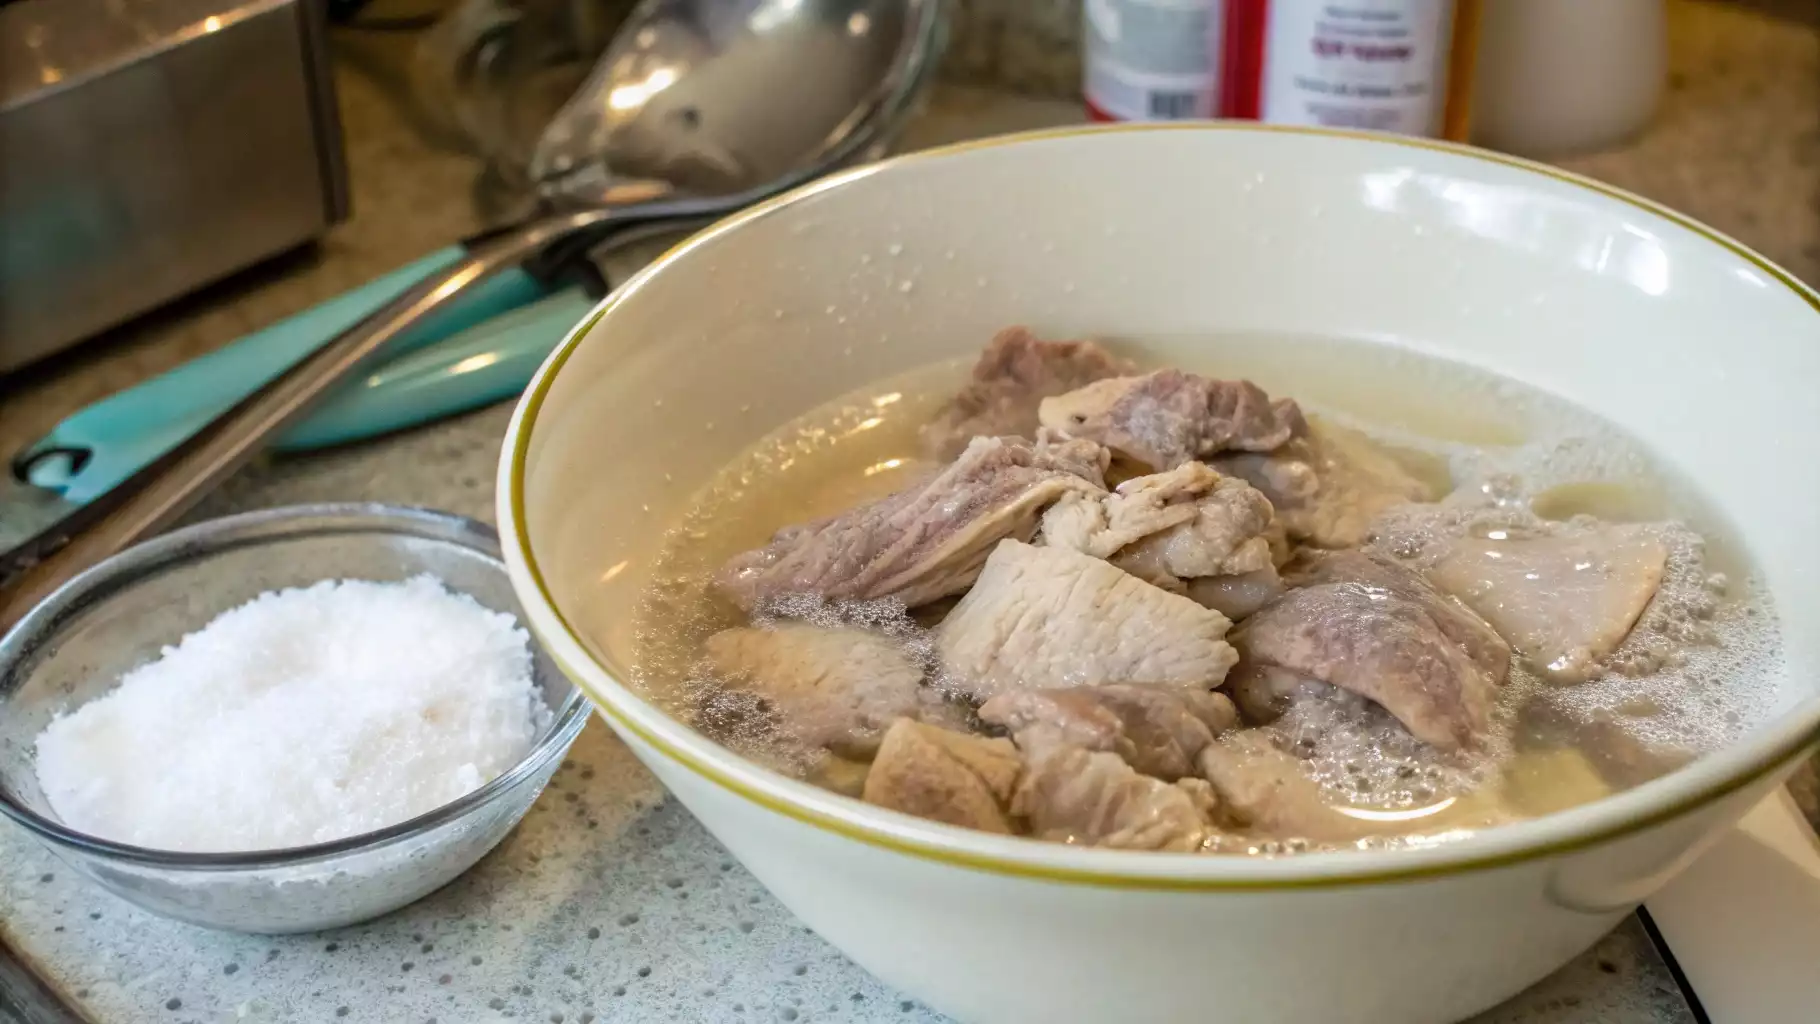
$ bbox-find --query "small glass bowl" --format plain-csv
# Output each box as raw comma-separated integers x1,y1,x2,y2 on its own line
0,504,589,934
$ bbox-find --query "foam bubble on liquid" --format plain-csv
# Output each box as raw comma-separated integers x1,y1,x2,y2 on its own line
754,594,941,675
1268,686,1505,812
1364,446,1783,769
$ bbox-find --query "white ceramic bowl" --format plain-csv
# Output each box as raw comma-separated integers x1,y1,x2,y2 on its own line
498,125,1820,1024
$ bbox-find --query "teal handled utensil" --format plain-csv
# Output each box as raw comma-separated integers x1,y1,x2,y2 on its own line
11,252,548,505
270,285,597,452
271,211,711,450
13,212,708,509
20,286,591,483
0,248,551,567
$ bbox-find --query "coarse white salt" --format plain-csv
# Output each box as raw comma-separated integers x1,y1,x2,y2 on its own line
33,575,551,853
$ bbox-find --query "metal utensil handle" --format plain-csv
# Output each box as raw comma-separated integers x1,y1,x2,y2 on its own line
0,206,622,632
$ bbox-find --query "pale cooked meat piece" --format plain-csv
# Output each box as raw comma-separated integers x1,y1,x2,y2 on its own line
1037,462,1212,559
936,540,1239,699
978,684,1238,781
1037,369,1305,470
1013,745,1220,851
1427,524,1668,682
1234,552,1510,750
811,755,874,798
982,688,1124,753
862,719,1022,834
703,624,948,758
714,434,1108,611
1225,664,1322,725
1235,587,1496,750
1185,568,1287,621
1112,476,1278,583
920,326,1133,461
1035,490,1146,558
1196,731,1377,844
1038,462,1279,588
1292,550,1512,680
1214,420,1435,549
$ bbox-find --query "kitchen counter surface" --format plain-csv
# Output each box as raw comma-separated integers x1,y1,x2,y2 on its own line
1,2,1815,1021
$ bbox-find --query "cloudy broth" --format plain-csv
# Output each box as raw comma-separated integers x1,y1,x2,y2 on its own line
630,334,1784,849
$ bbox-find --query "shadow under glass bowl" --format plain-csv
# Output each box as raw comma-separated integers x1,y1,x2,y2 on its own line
0,503,590,934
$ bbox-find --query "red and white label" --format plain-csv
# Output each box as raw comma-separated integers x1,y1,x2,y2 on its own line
1221,0,1453,136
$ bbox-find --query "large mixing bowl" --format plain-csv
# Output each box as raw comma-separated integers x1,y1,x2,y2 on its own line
497,125,1820,1023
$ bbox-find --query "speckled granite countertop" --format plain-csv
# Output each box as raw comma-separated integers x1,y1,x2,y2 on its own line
1,2,1815,1021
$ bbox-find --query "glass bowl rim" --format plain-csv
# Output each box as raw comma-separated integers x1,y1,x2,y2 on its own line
0,502,591,870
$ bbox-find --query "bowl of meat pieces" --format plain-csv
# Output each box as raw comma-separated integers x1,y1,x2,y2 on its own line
496,124,1820,1024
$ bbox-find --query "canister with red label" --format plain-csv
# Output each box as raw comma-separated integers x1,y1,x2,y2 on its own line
1217,0,1480,141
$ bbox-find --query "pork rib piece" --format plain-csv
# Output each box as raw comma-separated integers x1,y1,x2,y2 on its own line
920,326,1133,461
714,434,1108,611
1293,550,1512,676
1195,732,1375,844
1232,551,1510,750
936,540,1239,700
1213,419,1434,549
1185,570,1288,622
862,720,1022,834
1427,524,1668,682
703,624,951,758
1012,744,1222,852
1037,369,1304,471
978,683,1238,782
1039,461,1279,586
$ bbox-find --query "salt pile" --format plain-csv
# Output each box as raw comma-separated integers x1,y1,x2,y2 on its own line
34,575,550,853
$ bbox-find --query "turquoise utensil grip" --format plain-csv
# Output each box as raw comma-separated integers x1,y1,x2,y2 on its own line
20,247,546,504
272,287,593,451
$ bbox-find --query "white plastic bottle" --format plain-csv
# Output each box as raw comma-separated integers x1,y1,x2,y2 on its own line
1470,0,1666,157
1082,0,1225,122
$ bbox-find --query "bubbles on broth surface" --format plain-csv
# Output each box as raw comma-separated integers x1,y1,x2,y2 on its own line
629,338,1785,844
1270,686,1507,813
1367,467,1782,772
630,381,953,777
754,594,949,690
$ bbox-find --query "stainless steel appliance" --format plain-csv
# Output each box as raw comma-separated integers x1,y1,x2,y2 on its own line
0,0,349,373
